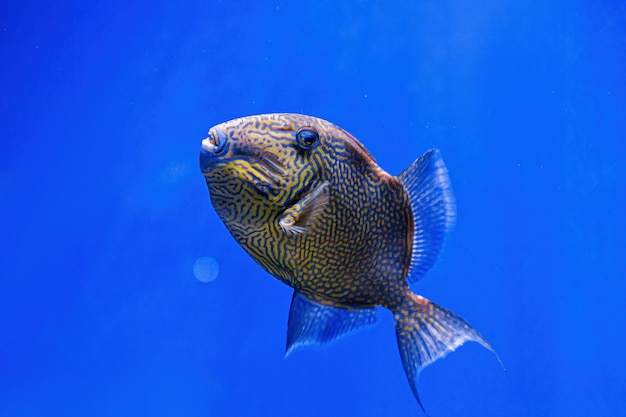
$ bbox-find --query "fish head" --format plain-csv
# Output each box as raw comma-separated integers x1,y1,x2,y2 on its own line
200,113,345,211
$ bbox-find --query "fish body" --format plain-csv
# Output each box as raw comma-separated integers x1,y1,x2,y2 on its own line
200,113,498,410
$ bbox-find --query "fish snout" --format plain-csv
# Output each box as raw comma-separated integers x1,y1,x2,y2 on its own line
200,127,228,171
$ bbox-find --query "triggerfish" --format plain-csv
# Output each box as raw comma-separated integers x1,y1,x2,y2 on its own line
199,113,500,411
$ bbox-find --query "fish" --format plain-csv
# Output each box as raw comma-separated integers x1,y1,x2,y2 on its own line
199,113,501,411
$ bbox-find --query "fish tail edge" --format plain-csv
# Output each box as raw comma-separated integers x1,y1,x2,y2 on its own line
393,292,502,413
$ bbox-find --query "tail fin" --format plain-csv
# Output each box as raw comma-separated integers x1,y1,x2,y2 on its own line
394,292,501,413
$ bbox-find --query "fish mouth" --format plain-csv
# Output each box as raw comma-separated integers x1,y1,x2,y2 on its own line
201,137,217,153
204,127,227,153
200,128,229,173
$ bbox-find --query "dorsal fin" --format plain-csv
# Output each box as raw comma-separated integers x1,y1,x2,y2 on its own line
398,149,456,283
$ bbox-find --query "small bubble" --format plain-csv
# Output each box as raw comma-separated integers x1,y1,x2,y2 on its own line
193,256,219,282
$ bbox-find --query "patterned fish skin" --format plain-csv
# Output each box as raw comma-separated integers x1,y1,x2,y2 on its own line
200,113,500,411
201,113,412,308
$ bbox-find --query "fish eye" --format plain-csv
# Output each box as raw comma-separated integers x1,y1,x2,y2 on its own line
295,128,320,150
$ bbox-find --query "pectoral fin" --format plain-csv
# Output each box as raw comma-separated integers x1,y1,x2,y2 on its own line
286,291,377,357
279,181,330,235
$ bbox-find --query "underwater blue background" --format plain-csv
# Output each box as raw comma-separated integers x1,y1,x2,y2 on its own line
1,1,625,416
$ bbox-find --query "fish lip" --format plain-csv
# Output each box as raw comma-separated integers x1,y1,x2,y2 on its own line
200,128,229,172
201,128,228,155
201,137,217,153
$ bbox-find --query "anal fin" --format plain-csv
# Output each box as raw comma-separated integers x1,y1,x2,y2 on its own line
286,291,377,357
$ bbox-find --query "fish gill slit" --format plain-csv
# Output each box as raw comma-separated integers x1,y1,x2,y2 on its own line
240,145,287,184
256,148,287,178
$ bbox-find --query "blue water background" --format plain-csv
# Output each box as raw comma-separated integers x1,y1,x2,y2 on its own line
1,1,625,416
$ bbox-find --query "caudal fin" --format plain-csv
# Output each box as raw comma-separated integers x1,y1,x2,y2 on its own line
394,292,501,413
